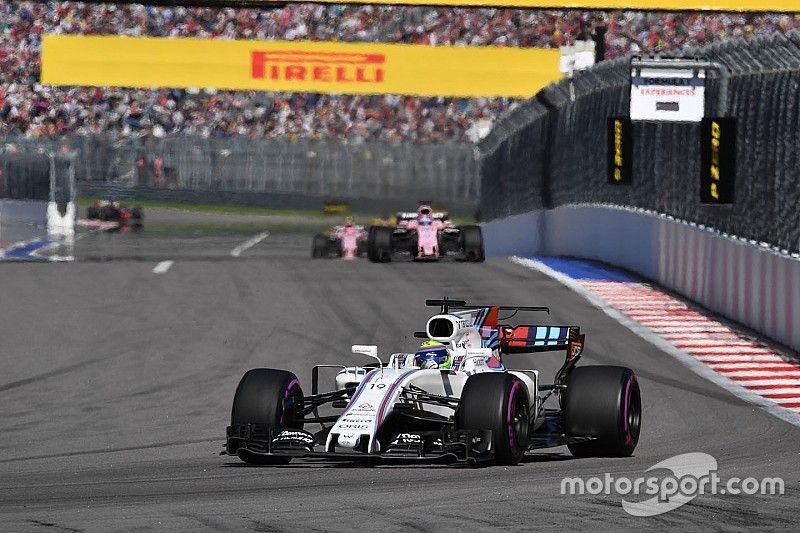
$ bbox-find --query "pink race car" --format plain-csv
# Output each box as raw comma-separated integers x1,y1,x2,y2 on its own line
367,204,484,263
312,221,368,260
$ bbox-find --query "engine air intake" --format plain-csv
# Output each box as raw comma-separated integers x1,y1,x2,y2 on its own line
427,317,455,339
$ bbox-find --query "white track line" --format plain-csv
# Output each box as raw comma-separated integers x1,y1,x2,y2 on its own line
510,256,800,428
673,340,759,348
231,231,269,258
708,362,800,370
694,355,786,363
756,388,800,395
649,326,732,334
717,370,800,378
152,260,174,274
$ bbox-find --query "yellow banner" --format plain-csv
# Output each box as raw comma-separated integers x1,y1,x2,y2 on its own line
250,0,798,10
41,36,562,98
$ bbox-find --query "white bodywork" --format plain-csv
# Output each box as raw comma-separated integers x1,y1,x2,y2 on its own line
326,313,543,453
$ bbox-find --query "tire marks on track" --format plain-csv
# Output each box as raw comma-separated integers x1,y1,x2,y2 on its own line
0,437,221,464
0,355,110,393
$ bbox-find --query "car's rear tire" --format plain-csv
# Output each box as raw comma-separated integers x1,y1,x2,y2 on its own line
131,207,144,226
456,373,530,465
366,227,377,261
231,369,304,465
86,206,98,219
312,234,329,258
368,226,393,263
460,225,485,262
409,235,419,259
564,366,641,458
356,238,367,257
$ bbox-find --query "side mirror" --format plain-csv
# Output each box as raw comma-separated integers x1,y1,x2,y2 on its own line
464,348,493,360
352,345,383,372
352,345,378,358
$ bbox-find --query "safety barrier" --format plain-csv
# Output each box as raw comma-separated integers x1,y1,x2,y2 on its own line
0,149,76,239
482,204,800,353
479,32,800,255
478,32,800,352
2,136,479,212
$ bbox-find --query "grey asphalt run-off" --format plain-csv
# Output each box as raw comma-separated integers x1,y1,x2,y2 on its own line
0,209,798,531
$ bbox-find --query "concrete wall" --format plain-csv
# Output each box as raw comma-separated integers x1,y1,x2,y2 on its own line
483,204,800,353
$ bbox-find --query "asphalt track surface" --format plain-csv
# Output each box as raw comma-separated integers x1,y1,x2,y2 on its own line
1,210,798,531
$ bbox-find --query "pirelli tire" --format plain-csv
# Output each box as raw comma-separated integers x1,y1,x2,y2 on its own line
368,226,393,263
356,237,368,257
459,225,485,262
130,207,144,226
456,373,530,465
366,226,377,261
564,366,641,458
312,234,329,259
86,206,99,219
230,369,304,465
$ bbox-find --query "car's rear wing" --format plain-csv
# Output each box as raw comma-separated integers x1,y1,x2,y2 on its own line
425,298,549,316
423,298,585,359
498,325,583,355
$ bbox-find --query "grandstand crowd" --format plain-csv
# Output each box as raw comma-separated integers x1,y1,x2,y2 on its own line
1,1,798,142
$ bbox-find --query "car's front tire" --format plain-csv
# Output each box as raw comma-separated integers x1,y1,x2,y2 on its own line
230,369,304,465
564,365,641,458
456,373,530,465
368,226,393,263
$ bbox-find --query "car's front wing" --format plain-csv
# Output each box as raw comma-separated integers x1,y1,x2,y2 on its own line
224,423,494,464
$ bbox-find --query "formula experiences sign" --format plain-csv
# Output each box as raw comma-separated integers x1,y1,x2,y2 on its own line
630,68,705,123
41,35,562,98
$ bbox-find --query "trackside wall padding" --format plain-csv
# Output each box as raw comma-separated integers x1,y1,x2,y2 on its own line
483,204,800,352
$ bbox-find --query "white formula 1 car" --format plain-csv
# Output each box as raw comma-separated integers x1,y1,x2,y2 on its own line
224,298,641,465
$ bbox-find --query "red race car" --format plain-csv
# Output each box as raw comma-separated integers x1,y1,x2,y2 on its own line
85,200,143,227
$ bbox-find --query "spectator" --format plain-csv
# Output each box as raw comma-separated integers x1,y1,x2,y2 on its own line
1,1,798,142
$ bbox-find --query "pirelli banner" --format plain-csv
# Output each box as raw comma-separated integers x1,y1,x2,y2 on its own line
41,35,562,98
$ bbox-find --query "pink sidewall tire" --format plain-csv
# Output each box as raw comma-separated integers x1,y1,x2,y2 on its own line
456,373,530,465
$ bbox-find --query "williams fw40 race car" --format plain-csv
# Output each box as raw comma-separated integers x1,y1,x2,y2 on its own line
312,219,367,260
224,298,642,466
85,200,144,227
367,204,484,262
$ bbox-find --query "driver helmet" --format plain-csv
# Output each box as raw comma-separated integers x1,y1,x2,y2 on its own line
417,205,434,226
344,216,354,227
414,340,451,369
